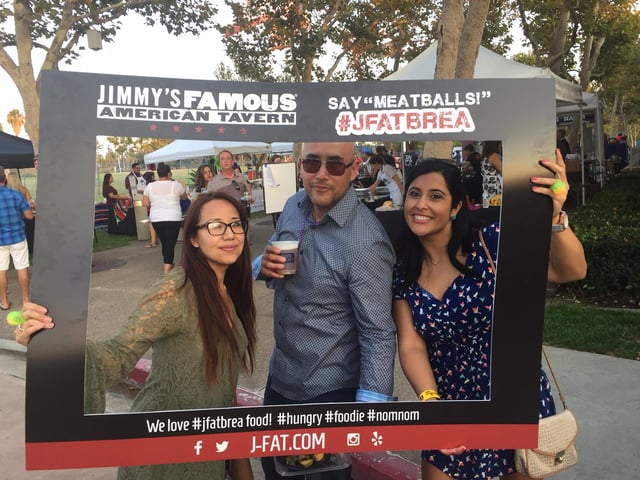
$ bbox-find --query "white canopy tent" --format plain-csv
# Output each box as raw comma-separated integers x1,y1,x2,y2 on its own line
556,91,605,204
143,140,294,165
386,43,583,106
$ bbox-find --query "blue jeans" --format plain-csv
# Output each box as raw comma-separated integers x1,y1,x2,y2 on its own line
260,375,355,480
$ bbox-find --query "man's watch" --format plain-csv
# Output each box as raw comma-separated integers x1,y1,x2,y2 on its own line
552,211,569,232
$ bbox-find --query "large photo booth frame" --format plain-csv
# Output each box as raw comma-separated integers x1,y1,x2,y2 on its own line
26,71,556,470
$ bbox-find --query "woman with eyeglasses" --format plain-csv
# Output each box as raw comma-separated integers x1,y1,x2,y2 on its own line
15,192,257,480
142,164,188,273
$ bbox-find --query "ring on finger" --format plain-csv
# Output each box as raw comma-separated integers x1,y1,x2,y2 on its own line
550,179,567,194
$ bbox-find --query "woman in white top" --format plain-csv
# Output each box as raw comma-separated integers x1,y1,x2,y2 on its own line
481,140,503,207
143,164,188,273
368,155,404,206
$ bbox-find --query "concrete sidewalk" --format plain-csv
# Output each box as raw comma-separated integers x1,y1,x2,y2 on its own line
1,214,639,479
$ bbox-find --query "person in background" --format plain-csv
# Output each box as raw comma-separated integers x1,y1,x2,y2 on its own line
6,170,35,209
0,166,34,309
368,154,404,206
376,144,397,169
6,170,36,254
142,171,158,248
269,155,283,228
143,164,187,273
125,162,146,198
481,140,503,207
402,142,420,184
15,192,257,480
556,128,570,160
102,173,130,235
461,144,483,207
207,150,253,214
256,142,397,480
192,164,215,202
393,152,586,480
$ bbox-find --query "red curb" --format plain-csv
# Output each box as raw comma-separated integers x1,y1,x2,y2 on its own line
126,361,420,480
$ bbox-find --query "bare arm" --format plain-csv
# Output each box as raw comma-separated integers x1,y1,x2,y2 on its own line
393,298,466,455
489,152,502,173
531,149,587,283
393,299,438,397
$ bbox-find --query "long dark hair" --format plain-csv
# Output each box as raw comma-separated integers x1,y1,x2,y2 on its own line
180,191,256,384
395,159,476,288
102,173,113,198
194,164,213,192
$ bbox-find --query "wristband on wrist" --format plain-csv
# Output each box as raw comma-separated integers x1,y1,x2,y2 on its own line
418,389,441,401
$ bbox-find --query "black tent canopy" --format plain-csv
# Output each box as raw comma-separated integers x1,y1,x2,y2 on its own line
0,131,35,169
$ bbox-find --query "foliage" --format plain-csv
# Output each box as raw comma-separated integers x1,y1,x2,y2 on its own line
0,0,220,149
6,108,24,136
103,136,172,172
218,1,517,83
510,0,640,144
556,175,640,307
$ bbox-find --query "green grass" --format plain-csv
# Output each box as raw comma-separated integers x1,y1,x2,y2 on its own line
544,303,640,360
20,167,195,203
93,229,137,252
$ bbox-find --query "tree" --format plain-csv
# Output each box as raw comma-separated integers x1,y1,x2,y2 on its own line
218,0,439,82
0,0,220,152
513,0,640,146
6,108,25,136
424,0,492,159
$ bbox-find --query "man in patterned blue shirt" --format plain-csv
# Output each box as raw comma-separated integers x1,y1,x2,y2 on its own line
0,166,34,309
256,142,397,480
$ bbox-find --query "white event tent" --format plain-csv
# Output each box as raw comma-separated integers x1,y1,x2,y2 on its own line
386,42,583,106
386,43,608,205
144,140,294,165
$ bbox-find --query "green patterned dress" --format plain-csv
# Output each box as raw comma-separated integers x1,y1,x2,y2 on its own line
85,268,248,480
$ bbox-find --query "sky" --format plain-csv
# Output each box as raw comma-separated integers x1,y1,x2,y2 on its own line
0,13,232,135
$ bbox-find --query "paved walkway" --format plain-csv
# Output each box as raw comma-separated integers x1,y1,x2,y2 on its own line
1,215,639,479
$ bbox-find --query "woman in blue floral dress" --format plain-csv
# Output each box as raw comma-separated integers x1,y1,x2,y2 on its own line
393,153,586,480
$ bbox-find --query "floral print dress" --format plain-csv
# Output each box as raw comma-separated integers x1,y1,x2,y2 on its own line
393,224,555,478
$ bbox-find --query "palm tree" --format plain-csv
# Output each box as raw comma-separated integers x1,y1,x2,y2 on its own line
6,109,25,136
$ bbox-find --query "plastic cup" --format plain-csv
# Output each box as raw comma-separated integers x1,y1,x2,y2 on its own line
271,240,299,275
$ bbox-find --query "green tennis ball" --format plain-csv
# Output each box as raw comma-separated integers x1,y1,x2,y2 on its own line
7,311,25,326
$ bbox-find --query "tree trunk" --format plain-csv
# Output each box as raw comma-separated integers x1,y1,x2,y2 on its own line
548,3,571,75
10,0,40,151
456,0,490,78
425,0,465,160
423,0,488,161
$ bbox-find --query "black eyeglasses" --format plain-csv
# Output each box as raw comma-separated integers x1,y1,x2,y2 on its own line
231,179,240,190
195,220,247,236
301,158,355,176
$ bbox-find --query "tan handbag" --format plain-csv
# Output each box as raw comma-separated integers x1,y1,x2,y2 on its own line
478,230,579,478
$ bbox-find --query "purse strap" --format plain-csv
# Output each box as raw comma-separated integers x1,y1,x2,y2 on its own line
478,229,568,411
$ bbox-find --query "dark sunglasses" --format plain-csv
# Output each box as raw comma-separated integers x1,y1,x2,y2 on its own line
301,158,355,176
195,220,247,236
231,179,240,190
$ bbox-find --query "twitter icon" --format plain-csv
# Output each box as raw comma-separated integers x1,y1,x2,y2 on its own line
216,441,229,453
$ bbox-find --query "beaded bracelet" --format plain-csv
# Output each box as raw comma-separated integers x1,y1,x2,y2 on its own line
418,389,441,401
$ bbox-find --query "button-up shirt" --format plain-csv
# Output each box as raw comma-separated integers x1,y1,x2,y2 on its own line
206,171,249,202
261,187,396,401
0,186,30,246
